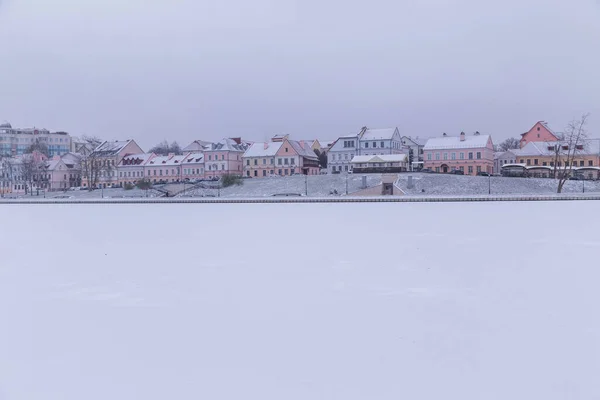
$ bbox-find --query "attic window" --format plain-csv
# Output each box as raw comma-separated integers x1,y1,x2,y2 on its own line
285,147,288,152
576,145,584,150
547,146,554,151
537,127,541,131
562,146,568,151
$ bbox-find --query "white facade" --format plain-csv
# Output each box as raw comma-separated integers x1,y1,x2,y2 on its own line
327,135,359,173
0,122,71,157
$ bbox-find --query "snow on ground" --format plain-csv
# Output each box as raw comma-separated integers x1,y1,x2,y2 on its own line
397,173,600,196
1,202,599,400
182,174,383,198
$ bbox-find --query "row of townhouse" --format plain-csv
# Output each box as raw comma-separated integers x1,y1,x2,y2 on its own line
0,151,83,194
494,121,600,179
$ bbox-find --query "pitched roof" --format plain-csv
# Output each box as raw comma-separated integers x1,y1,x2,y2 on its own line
119,153,155,166
360,128,398,141
182,140,213,152
92,140,132,156
182,152,204,164
206,138,249,152
402,136,428,146
243,142,283,158
424,133,491,150
515,139,600,157
289,140,318,160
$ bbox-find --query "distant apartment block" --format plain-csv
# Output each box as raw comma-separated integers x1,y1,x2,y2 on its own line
0,122,71,157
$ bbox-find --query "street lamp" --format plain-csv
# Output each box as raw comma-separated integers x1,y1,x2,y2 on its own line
488,173,491,195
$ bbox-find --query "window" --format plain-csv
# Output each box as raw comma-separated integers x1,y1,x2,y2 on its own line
221,165,225,170
477,166,481,173
435,167,440,173
542,162,547,166
381,141,384,148
589,160,594,166
435,153,440,160
208,155,212,161
468,166,473,174
246,160,250,166
520,159,524,163
427,153,432,160
526,159,531,166
221,155,225,160
459,166,464,172
373,142,377,148
460,153,464,160
253,170,257,177
291,158,295,165
284,158,289,165
451,153,456,160
476,152,481,159
534,159,538,165
285,147,288,152
580,160,585,167
278,158,282,165
468,152,473,160
278,169,282,175
246,171,250,177
262,170,266,177
253,159,257,166
443,153,448,160
284,169,288,175
344,154,348,160
262,159,266,165
365,142,369,148
160,170,163,176
550,161,554,167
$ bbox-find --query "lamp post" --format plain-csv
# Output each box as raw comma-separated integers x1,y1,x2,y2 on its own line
346,173,349,195
488,173,491,195
305,173,308,196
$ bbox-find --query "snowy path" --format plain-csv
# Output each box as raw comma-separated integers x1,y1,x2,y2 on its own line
0,203,599,399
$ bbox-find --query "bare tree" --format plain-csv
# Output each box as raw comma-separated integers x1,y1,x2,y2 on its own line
551,114,590,193
496,137,520,152
150,140,182,155
26,140,50,157
79,136,103,190
20,154,45,195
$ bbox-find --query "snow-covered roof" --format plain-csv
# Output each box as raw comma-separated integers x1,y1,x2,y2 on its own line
92,140,132,156
206,138,249,152
119,153,155,167
289,140,318,160
361,128,398,141
182,140,213,152
182,152,204,164
46,159,64,170
516,140,600,157
351,154,408,164
146,154,186,166
424,133,491,150
402,136,427,146
243,142,283,158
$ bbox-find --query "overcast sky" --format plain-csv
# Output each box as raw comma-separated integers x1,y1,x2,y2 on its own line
0,0,599,150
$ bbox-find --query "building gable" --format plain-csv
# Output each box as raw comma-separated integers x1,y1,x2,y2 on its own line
520,122,559,148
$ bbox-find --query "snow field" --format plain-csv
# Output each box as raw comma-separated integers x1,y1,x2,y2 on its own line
0,202,599,399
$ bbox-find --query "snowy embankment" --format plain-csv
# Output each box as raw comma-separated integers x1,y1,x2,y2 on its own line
396,173,600,196
1,202,599,399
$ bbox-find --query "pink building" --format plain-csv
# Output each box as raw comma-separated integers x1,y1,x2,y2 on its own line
204,138,249,178
242,135,320,178
118,153,156,186
181,152,205,181
423,132,494,175
520,121,559,149
145,154,187,184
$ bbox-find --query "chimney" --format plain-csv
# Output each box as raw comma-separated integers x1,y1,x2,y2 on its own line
443,132,447,136
263,142,268,150
474,131,480,136
460,131,466,141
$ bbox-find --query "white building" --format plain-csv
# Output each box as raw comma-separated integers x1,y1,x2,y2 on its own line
0,122,72,157
401,136,427,170
328,127,406,173
327,134,360,174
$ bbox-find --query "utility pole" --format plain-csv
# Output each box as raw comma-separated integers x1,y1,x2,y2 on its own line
488,173,491,195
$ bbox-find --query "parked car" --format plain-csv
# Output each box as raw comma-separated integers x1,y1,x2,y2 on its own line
450,170,464,175
477,171,490,177
419,168,434,173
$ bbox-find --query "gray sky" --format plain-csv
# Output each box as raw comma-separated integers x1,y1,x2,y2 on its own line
1,0,599,150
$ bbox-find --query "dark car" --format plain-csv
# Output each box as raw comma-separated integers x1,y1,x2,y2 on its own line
419,168,434,173
477,171,490,177
450,169,464,175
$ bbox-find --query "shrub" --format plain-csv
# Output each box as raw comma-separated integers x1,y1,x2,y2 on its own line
221,174,243,188
123,183,135,190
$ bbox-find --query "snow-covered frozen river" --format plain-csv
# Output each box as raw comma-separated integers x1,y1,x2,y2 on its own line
1,202,599,399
